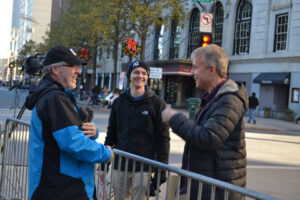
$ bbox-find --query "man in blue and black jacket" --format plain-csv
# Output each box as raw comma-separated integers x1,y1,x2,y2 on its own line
25,46,114,200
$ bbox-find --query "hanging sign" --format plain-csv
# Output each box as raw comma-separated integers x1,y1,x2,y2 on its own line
149,67,162,79
200,13,213,33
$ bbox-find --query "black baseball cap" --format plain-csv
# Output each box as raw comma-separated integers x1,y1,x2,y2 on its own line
43,46,87,66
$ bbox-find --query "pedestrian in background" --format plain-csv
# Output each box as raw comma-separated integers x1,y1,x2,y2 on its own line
162,44,248,200
105,60,170,199
92,85,100,105
25,46,114,200
248,92,259,124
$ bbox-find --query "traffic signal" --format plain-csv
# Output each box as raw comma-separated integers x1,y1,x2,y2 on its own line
200,33,213,47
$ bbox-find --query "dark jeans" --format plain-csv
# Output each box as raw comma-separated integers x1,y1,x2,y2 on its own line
92,93,98,105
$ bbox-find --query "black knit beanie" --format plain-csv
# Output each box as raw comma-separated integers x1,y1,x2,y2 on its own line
127,60,150,80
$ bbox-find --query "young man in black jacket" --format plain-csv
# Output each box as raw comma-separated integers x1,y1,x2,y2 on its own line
105,60,170,199
162,45,248,200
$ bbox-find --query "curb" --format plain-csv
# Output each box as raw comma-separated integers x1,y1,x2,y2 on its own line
245,126,284,132
245,126,300,133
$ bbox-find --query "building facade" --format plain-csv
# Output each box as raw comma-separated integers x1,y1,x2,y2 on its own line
2,0,52,84
96,0,300,119
141,0,300,119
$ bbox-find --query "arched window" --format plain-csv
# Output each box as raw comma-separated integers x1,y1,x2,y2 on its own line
154,24,164,60
170,20,181,59
187,9,200,57
214,1,224,47
233,0,252,55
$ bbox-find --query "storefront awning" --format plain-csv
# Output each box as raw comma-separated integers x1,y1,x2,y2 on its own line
163,66,192,76
253,73,290,85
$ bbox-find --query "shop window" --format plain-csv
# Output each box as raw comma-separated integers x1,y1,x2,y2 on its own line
233,0,252,55
214,1,224,47
187,9,200,57
149,79,162,96
165,76,177,105
274,13,288,52
170,20,181,59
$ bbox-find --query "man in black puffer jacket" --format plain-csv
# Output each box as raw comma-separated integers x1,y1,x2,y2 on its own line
162,44,248,200
105,60,170,199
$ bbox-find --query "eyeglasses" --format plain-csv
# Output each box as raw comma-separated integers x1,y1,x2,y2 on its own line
59,64,80,68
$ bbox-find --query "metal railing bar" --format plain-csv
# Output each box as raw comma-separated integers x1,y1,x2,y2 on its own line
108,159,114,200
130,160,136,200
138,163,144,200
186,177,191,200
155,168,161,200
146,166,152,200
113,149,278,200
122,157,129,199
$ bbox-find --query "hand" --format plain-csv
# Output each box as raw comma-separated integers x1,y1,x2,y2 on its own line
162,108,177,123
149,170,166,196
81,122,97,138
106,145,114,162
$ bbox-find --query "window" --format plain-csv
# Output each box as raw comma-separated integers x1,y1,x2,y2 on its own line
106,47,110,59
187,9,200,57
214,2,224,47
170,20,181,59
274,13,288,52
233,0,252,55
154,24,164,60
98,48,102,60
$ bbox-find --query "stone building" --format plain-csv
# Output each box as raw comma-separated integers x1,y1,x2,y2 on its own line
97,0,300,119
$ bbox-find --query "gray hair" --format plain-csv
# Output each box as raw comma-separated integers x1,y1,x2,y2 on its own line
191,44,228,78
42,61,68,75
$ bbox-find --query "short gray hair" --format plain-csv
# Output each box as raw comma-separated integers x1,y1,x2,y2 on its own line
191,44,228,78
42,61,68,75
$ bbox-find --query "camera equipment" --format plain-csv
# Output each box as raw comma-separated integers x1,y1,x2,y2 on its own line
22,53,45,76
8,53,44,119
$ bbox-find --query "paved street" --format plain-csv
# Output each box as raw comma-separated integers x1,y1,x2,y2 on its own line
0,88,300,199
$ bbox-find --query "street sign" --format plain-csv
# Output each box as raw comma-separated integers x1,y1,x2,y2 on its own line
200,13,213,33
149,67,162,79
192,0,214,2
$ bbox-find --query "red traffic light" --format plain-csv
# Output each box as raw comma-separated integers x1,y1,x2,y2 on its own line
203,35,211,42
200,33,213,47
202,42,209,47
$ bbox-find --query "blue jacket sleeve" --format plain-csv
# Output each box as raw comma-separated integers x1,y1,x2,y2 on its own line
53,125,111,163
45,92,110,163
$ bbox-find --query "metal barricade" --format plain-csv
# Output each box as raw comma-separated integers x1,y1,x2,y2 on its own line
0,118,278,200
0,117,30,200
96,149,279,200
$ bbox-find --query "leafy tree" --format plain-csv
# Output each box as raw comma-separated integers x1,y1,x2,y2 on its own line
41,0,186,90
98,0,130,89
44,0,109,88
15,40,38,69
128,0,186,60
